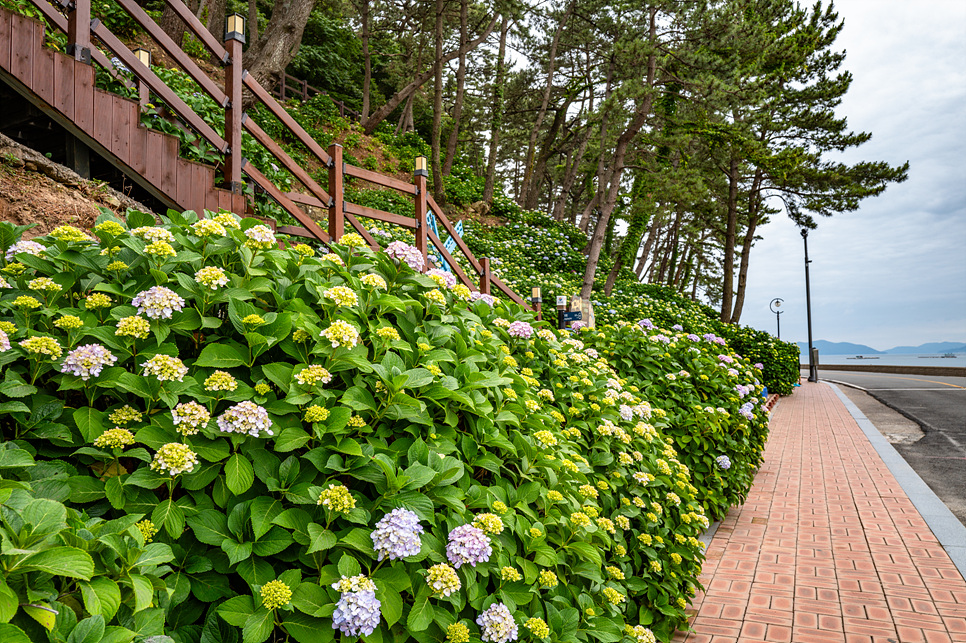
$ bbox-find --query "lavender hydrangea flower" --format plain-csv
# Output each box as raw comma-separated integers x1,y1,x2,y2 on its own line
477,603,518,643
754,362,764,369
739,402,755,420
470,292,496,306
507,321,534,339
60,344,117,380
716,455,732,470
131,286,185,319
217,401,273,437
332,587,382,637
371,508,424,561
0,330,10,352
426,268,457,289
620,405,634,422
688,334,700,341
639,318,655,330
672,324,684,331
446,524,492,568
5,240,45,261
386,241,425,271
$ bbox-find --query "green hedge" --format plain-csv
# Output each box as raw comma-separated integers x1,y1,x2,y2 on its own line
0,212,768,642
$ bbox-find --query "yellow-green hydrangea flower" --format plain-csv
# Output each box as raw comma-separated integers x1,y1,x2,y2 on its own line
360,273,387,289
425,563,461,597
525,617,550,639
293,243,314,257
340,232,366,248
605,566,624,580
492,501,508,515
304,405,329,422
537,570,558,589
109,405,142,425
425,289,446,306
150,443,198,476
317,484,355,513
144,241,176,258
260,580,292,610
95,221,125,236
50,225,93,242
136,519,157,543
295,365,332,387
500,567,522,582
204,370,238,391
603,587,625,604
376,326,400,341
13,296,42,310
473,513,504,535
28,277,61,293
324,286,358,307
347,415,366,428
446,623,470,643
242,314,265,327
85,293,112,309
116,316,151,340
94,428,135,449
54,315,83,330
19,336,62,358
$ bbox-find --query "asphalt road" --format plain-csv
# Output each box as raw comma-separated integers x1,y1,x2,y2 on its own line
813,369,966,526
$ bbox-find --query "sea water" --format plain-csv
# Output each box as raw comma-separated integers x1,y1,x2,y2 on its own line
810,354,962,367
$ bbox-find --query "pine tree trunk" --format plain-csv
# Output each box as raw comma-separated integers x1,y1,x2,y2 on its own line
204,0,226,43
360,0,371,121
719,154,739,321
552,126,592,220
361,14,498,135
247,0,258,43
519,1,574,207
443,0,468,175
730,169,764,323
483,17,509,203
430,0,445,201
244,0,316,95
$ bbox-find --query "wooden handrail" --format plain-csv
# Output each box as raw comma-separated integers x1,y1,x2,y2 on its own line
243,73,332,167
426,194,482,274
112,0,227,107
344,164,417,195
17,0,529,308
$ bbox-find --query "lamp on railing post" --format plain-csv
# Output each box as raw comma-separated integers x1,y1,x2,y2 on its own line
413,156,428,270
801,228,818,383
769,297,783,339
532,287,542,321
66,0,91,64
132,48,151,111
224,13,245,209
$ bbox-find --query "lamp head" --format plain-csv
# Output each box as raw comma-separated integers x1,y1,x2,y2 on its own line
414,156,428,176
133,47,151,67
225,13,246,43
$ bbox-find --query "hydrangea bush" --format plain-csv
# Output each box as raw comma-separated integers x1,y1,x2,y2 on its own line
0,211,768,643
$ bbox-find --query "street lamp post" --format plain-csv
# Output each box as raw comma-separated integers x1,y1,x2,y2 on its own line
801,229,818,382
769,298,784,339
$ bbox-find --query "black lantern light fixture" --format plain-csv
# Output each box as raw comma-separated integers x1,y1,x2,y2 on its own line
414,156,428,177
769,298,783,339
225,13,246,43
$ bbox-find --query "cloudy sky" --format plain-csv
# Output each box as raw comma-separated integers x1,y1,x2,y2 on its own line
737,0,966,351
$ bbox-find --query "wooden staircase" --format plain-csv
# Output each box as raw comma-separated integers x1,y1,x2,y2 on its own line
0,7,244,215
0,0,529,307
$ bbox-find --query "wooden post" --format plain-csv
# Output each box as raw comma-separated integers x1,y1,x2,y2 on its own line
481,257,492,295
66,0,91,64
328,143,344,241
532,286,542,321
224,25,244,206
414,156,428,269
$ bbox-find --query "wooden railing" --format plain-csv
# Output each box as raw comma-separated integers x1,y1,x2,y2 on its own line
20,0,526,306
272,71,360,120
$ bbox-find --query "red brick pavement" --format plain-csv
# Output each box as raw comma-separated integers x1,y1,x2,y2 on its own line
673,381,966,643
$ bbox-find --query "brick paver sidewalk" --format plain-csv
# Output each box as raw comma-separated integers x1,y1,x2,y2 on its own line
674,381,966,643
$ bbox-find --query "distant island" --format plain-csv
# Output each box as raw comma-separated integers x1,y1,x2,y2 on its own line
795,340,966,355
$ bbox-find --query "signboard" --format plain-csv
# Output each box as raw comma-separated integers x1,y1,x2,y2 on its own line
556,296,568,307
562,311,582,322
